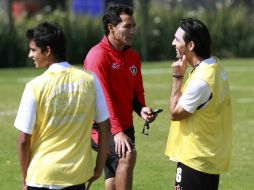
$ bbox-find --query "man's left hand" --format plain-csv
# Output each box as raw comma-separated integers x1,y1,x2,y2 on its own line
141,107,156,123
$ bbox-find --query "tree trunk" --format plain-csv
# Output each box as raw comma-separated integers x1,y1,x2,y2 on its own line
0,0,13,25
139,0,149,61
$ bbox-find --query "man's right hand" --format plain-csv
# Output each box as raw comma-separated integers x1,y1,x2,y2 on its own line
88,168,101,183
172,55,188,76
114,132,134,157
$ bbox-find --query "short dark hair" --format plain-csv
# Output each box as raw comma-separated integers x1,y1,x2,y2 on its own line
180,18,212,59
102,4,133,36
26,22,66,61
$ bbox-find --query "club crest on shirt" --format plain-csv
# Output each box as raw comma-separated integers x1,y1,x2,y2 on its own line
112,63,120,69
129,65,137,76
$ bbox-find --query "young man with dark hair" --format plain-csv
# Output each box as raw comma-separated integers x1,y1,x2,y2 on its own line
165,18,232,190
15,22,110,190
84,5,156,190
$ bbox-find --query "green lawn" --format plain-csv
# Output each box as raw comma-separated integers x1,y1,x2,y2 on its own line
0,58,253,189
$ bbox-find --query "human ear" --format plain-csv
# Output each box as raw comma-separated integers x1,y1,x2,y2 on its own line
45,46,51,56
108,23,114,33
188,41,195,51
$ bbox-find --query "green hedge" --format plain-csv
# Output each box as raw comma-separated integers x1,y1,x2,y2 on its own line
134,5,254,60
0,5,254,67
0,20,27,67
0,10,103,68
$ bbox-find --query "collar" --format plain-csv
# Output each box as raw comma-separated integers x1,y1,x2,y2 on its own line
190,57,216,75
47,62,71,72
102,36,130,52
200,57,216,65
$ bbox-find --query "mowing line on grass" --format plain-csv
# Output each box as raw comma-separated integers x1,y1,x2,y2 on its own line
236,98,254,103
0,110,17,116
142,68,169,75
141,65,254,75
230,85,254,92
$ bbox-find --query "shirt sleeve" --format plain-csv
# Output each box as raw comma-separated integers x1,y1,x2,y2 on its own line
134,61,146,107
14,85,36,134
178,79,211,113
93,73,110,123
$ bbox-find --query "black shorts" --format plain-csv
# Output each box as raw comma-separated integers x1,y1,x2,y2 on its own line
174,162,220,190
91,126,135,179
27,183,85,190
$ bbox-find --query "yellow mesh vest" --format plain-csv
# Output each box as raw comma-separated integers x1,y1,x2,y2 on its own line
26,67,95,186
165,59,232,174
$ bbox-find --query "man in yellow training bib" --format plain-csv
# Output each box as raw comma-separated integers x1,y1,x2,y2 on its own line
165,18,232,190
14,22,110,190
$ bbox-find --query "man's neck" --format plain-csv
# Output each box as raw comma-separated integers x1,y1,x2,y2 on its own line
107,35,124,51
190,56,205,68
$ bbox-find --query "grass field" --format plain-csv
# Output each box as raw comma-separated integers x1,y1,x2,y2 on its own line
0,58,254,189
